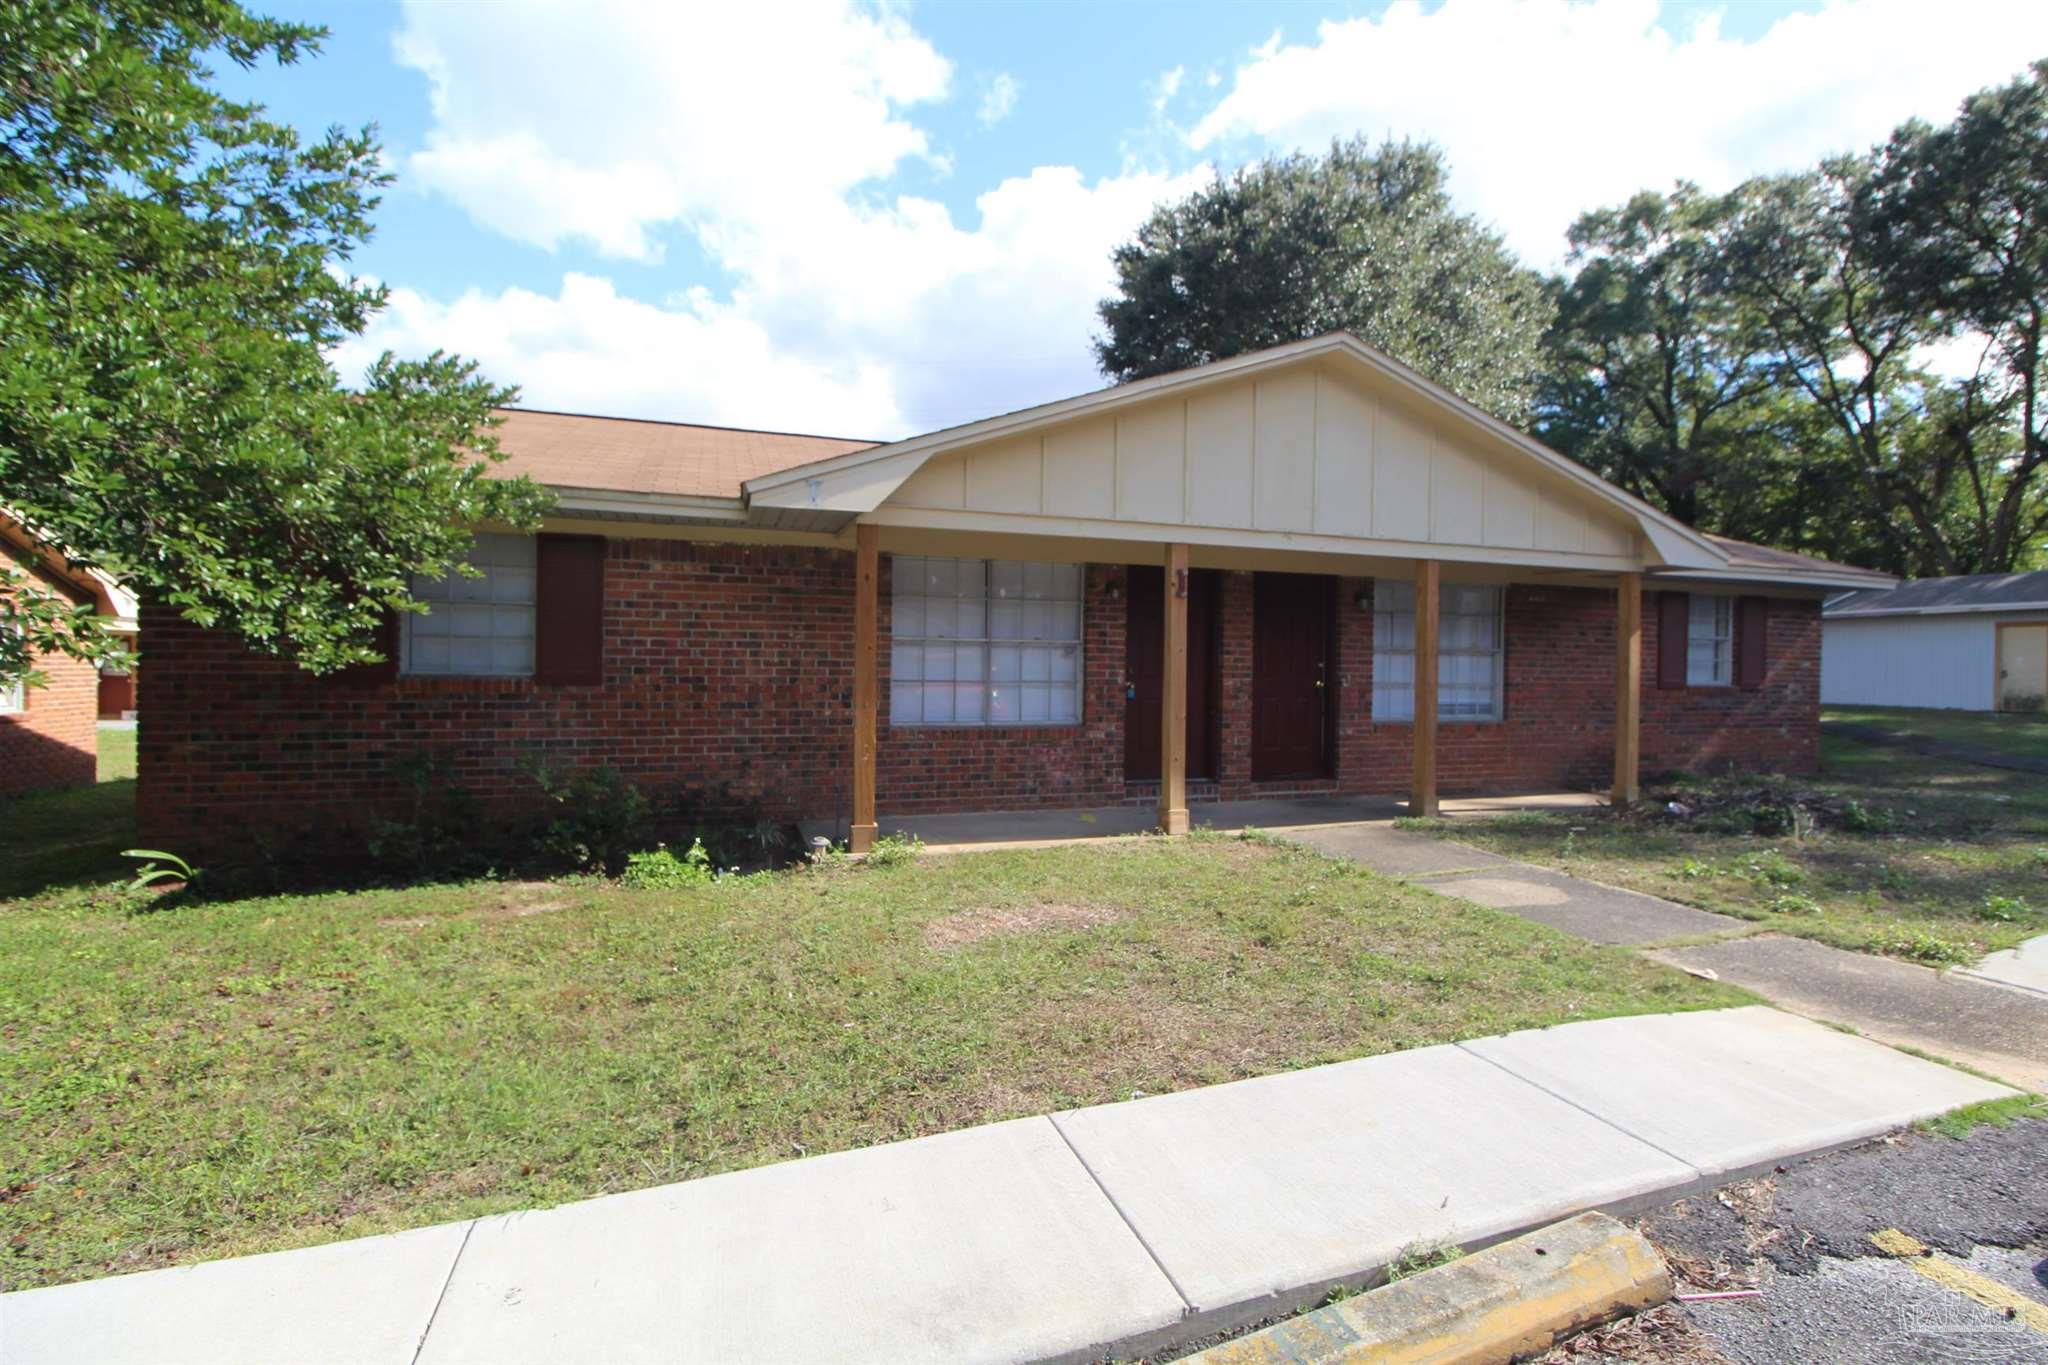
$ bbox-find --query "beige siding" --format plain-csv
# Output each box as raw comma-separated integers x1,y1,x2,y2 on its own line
877,357,1641,564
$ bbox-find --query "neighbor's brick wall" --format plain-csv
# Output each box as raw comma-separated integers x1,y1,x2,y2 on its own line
139,538,1822,847
0,541,99,796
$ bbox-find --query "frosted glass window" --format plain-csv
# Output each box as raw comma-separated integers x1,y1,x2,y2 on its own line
402,533,537,677
890,556,1083,726
1687,594,1733,686
1373,580,1504,722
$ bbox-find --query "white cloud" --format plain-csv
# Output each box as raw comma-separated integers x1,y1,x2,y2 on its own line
378,0,1202,437
1150,65,1185,114
397,0,952,264
1190,0,2048,266
978,72,1021,127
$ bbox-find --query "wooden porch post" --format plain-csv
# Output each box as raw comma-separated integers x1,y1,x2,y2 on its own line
1412,559,1440,817
850,523,879,853
1160,542,1190,835
1613,571,1642,806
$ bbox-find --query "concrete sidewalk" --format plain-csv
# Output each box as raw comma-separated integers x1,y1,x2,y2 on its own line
1316,825,2048,1094
2,1007,2008,1365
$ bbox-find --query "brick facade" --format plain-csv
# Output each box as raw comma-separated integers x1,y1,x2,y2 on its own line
1,541,99,796
138,539,1822,848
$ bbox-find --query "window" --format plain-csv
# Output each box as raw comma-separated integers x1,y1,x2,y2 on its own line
0,626,21,714
890,557,1083,726
1686,594,1733,687
401,533,537,677
1372,580,1504,722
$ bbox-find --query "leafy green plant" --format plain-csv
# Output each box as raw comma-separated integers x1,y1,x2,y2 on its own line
864,832,924,868
1870,924,1974,966
1673,858,1717,880
1732,850,1805,887
528,761,651,874
1769,893,1821,916
620,840,713,890
1837,798,1896,833
1978,894,2031,923
121,849,196,891
1384,1240,1464,1283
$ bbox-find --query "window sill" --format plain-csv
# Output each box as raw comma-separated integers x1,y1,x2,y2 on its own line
888,722,1085,732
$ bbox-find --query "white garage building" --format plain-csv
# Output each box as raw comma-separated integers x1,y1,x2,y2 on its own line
1823,571,2048,712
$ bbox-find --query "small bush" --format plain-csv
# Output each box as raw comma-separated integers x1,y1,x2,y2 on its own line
1871,924,1973,966
620,840,713,889
529,762,651,874
1732,850,1805,887
1837,798,1896,833
1769,893,1821,916
1673,858,1717,880
865,832,924,868
1978,893,2032,923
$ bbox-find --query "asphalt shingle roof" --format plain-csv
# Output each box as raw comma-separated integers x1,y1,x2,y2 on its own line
1825,570,2048,617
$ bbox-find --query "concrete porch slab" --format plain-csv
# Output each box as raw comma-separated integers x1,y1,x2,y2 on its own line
1,1219,472,1365
1419,862,1746,945
414,1116,1186,1365
1461,1005,2015,1180
1049,1042,1697,1318
826,791,1601,854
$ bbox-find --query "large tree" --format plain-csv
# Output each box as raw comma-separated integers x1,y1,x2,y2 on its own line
1859,59,2048,574
1094,138,1553,423
1535,185,1782,532
0,0,549,690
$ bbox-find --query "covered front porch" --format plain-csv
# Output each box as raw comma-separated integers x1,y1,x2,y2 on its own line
842,521,1651,853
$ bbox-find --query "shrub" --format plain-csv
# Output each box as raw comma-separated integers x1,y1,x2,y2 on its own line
865,832,924,868
1870,924,1973,966
1732,850,1805,888
1978,894,2032,923
1769,894,1821,916
621,840,713,889
528,761,651,874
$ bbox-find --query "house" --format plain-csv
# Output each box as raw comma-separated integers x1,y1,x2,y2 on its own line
1,514,138,796
138,334,1891,852
1824,571,2048,713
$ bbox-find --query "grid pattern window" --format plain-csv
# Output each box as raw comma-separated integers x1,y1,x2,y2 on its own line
402,533,537,677
1371,581,1505,722
0,625,21,713
890,557,1083,726
1687,593,1733,686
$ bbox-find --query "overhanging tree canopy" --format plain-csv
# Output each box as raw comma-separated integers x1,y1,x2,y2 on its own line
0,0,550,689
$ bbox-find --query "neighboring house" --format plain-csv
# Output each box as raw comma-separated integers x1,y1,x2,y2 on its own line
139,333,1891,851
1824,571,2048,713
0,514,138,796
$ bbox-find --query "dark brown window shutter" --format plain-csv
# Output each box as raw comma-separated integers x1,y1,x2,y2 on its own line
536,534,605,684
1656,591,1689,689
1737,596,1768,689
335,608,400,686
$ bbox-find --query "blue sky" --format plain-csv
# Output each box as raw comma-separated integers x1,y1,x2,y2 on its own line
217,1,2047,439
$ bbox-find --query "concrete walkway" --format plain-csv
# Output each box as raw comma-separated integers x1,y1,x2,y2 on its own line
1,1007,2007,1365
1324,826,2048,1093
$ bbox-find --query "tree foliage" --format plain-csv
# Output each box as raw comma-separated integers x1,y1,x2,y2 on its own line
1095,138,1553,423
1540,63,2048,576
0,0,550,688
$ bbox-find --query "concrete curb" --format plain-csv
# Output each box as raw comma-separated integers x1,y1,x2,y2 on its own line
1178,1212,1671,1365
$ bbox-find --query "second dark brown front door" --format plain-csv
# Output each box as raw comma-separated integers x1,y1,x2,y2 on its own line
1125,565,1219,781
1251,572,1333,780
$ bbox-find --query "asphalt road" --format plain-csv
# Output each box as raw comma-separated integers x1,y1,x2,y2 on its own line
1543,1117,2048,1364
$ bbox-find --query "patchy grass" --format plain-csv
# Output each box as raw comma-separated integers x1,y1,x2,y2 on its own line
1826,704,2048,761
1919,1094,2048,1140
1404,737,2048,965
96,724,136,783
0,832,1738,1291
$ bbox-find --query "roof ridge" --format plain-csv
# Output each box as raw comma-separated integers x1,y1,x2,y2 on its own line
496,405,880,446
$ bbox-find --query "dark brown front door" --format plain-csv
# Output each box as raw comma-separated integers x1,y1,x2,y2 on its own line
1252,572,1333,780
1125,566,1219,781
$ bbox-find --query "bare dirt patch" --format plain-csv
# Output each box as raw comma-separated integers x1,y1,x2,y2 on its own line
379,882,569,929
922,901,1124,950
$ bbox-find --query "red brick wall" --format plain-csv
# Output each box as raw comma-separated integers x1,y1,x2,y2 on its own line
0,543,99,796
139,539,1822,847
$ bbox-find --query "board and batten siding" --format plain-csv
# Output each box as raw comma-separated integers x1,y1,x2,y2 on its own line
1820,615,1998,711
884,363,1636,561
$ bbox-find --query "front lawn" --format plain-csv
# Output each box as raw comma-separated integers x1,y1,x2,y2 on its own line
1403,736,2048,965
0,833,1736,1290
1825,703,2048,761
